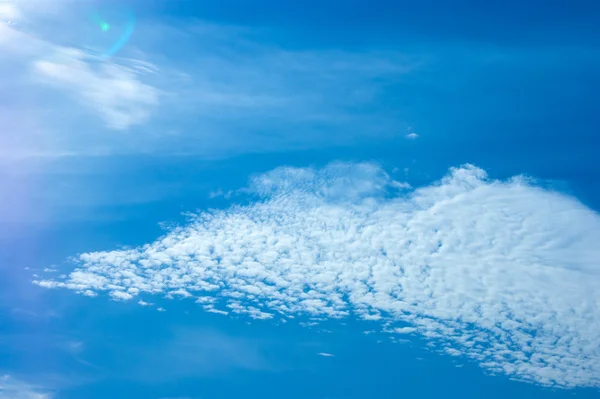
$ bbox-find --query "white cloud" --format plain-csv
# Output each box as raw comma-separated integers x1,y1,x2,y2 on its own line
405,132,419,140
445,348,462,357
36,162,600,388
393,327,417,334
203,305,229,316
110,291,133,301
0,375,52,399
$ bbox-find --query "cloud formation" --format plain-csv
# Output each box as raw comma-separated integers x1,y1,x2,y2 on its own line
36,162,600,388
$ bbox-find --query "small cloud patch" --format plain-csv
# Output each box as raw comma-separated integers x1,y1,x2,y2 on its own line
318,352,335,357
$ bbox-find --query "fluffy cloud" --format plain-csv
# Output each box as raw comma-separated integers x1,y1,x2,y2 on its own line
36,162,600,388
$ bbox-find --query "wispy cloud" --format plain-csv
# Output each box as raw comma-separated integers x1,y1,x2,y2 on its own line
36,162,600,388
0,1,162,161
33,48,159,130
317,352,335,357
1,2,418,160
0,375,52,399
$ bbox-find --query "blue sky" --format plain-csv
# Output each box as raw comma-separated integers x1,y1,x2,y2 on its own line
1,0,600,398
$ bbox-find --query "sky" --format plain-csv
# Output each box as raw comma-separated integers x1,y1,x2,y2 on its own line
1,0,600,398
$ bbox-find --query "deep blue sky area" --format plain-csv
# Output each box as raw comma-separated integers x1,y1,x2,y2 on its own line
1,1,600,398
149,0,600,45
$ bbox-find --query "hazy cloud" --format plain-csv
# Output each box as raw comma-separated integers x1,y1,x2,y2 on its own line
33,48,159,130
0,375,52,399
124,328,271,382
1,3,418,159
0,2,19,21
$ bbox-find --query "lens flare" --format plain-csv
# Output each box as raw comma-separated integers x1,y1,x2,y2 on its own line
89,8,135,58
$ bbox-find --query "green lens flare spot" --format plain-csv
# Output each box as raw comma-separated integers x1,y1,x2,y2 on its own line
100,22,110,32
